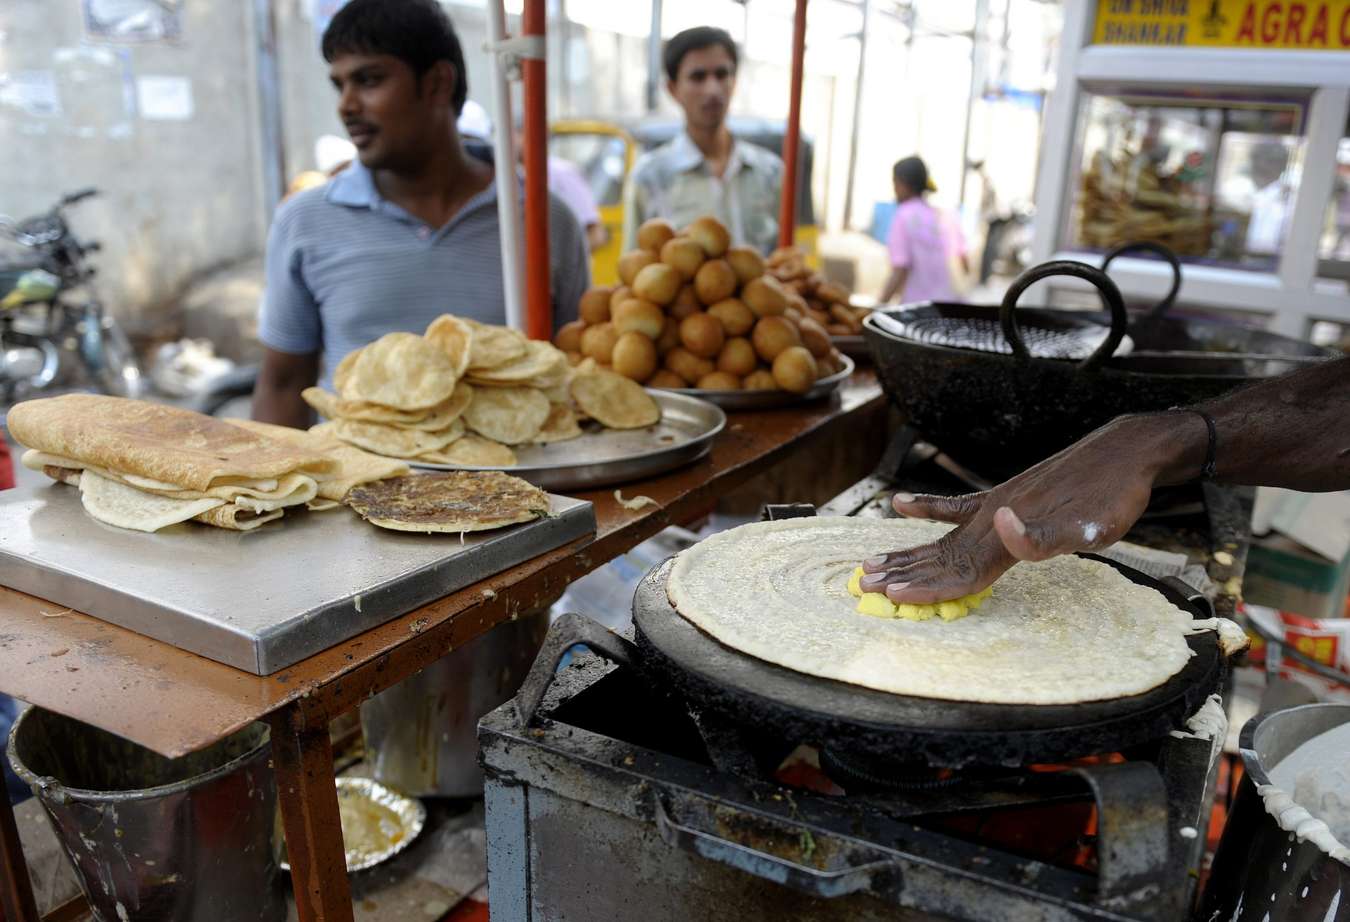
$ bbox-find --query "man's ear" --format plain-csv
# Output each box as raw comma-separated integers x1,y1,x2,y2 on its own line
666,78,678,99
425,60,457,106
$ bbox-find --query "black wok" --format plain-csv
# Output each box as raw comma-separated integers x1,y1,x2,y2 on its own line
1102,241,1335,370
864,260,1332,482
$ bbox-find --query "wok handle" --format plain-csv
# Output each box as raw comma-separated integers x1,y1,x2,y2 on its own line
653,795,898,900
1101,241,1182,323
999,260,1128,372
513,611,639,728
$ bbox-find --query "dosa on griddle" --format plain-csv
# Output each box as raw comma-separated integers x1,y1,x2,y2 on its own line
7,395,332,491
346,471,548,533
666,517,1221,706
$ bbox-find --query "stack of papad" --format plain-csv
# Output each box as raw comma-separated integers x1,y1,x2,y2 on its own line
9,395,335,532
305,314,662,469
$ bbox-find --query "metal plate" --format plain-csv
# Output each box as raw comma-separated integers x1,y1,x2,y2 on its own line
632,556,1225,767
280,777,427,874
831,335,870,362
0,482,595,674
656,354,855,412
409,390,725,491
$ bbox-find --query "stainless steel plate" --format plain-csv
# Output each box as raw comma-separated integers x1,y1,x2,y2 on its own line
656,354,855,412
0,485,595,674
280,777,426,873
410,390,725,491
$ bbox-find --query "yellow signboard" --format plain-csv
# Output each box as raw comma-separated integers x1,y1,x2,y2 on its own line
1094,0,1350,49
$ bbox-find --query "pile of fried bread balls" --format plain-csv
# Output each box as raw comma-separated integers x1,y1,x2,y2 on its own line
555,215,849,394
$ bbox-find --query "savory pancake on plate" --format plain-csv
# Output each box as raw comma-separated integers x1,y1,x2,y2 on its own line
346,471,549,533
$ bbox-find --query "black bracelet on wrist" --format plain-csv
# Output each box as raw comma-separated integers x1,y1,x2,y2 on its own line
1171,408,1218,480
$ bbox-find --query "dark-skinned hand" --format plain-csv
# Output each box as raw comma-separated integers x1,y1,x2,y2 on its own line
858,415,1201,603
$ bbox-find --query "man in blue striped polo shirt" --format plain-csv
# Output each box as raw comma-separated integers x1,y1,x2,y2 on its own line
253,0,589,427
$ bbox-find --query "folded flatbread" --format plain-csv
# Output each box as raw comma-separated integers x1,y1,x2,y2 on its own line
227,419,408,502
7,395,333,491
9,396,335,532
666,517,1228,706
79,469,225,532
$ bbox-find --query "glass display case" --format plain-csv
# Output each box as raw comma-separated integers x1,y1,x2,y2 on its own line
1064,90,1308,271
1316,113,1350,281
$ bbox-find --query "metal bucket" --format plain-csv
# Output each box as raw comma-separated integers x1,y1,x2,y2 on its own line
361,610,548,797
6,708,285,922
1200,703,1350,921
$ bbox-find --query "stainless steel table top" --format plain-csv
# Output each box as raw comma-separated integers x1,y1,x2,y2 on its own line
0,482,595,674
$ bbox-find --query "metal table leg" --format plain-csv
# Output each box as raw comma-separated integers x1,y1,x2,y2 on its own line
269,705,354,922
0,792,39,922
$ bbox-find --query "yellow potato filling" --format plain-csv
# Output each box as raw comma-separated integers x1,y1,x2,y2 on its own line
846,567,992,622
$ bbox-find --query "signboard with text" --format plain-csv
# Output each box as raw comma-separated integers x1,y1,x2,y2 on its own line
1094,0,1350,49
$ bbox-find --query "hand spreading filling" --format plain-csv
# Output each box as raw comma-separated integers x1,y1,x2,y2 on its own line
847,566,992,621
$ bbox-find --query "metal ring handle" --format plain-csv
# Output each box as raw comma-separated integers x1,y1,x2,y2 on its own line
999,260,1129,372
653,796,897,899
1101,241,1182,323
513,611,639,728
1068,763,1173,907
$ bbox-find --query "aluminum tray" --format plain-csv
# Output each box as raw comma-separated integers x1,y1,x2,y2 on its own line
657,354,855,412
410,390,724,490
0,484,595,674
280,778,426,873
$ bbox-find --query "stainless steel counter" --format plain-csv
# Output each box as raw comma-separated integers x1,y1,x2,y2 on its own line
0,481,594,674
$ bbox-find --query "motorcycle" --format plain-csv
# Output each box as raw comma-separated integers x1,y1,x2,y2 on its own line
0,189,143,403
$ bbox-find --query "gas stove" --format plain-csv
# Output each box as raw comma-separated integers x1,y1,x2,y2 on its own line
479,429,1254,922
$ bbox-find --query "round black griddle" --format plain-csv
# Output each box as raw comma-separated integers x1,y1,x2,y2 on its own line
633,556,1225,769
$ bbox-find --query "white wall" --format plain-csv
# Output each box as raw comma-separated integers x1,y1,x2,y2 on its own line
0,1,267,330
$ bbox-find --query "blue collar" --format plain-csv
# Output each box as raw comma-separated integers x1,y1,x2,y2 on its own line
325,159,502,232
325,160,381,208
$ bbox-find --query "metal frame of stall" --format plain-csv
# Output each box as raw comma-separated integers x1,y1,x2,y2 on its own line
1030,2,1350,339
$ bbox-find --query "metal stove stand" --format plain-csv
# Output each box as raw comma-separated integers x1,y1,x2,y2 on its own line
482,650,1224,921
479,428,1252,921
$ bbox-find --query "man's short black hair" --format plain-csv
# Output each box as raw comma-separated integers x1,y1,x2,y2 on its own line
663,26,739,82
322,0,468,114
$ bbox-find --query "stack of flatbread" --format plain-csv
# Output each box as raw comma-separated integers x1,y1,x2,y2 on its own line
305,314,661,469
7,395,406,532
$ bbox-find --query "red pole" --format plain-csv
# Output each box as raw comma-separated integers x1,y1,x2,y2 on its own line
778,0,808,250
522,0,551,340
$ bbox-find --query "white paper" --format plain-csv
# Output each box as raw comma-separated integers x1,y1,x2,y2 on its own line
136,75,192,121
1255,487,1350,562
0,70,61,118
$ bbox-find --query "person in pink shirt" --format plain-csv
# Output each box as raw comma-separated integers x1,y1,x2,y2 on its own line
880,156,968,304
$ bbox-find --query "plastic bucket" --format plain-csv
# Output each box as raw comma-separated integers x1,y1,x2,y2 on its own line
6,707,285,922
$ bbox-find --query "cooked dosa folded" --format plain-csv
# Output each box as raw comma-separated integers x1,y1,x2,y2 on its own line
193,504,285,531
22,451,319,506
68,469,289,532
227,418,409,502
7,395,333,491
79,470,225,532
